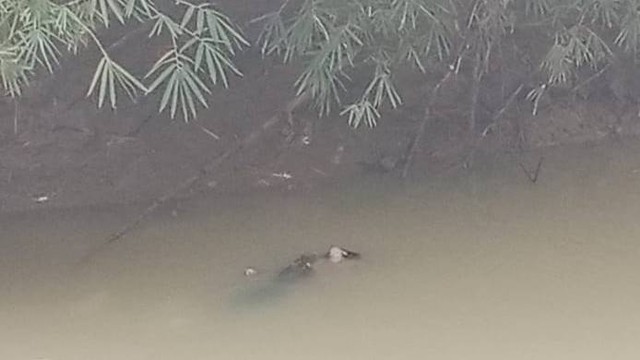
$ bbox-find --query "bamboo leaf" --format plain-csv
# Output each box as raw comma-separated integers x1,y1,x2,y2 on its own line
158,70,176,113
181,5,195,28
147,62,176,93
111,60,147,93
170,71,180,118
108,61,116,108
98,57,109,108
86,55,108,97
106,0,124,24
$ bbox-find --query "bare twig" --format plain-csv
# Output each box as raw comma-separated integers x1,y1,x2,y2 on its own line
401,65,455,179
570,63,611,96
194,122,220,140
248,0,292,24
469,53,483,135
519,156,543,183
463,83,524,168
106,23,151,52
481,84,524,137
463,58,486,170
401,9,481,179
310,167,327,176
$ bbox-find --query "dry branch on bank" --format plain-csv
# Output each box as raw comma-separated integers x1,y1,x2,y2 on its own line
81,92,310,263
401,65,456,179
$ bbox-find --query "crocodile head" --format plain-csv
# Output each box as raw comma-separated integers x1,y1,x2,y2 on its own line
327,246,360,263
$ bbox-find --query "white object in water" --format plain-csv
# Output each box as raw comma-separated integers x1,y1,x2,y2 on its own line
327,245,360,263
328,246,347,263
244,267,258,277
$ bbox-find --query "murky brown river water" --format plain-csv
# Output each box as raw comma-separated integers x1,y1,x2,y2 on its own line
3,140,640,360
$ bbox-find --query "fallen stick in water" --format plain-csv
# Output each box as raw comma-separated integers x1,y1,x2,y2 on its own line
519,156,544,183
81,93,309,263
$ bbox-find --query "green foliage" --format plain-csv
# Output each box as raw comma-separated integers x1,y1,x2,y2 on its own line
257,0,640,126
257,0,455,127
0,0,247,121
4,0,640,124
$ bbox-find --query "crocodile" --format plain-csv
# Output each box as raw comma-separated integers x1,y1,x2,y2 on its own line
232,246,360,308
276,246,360,281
